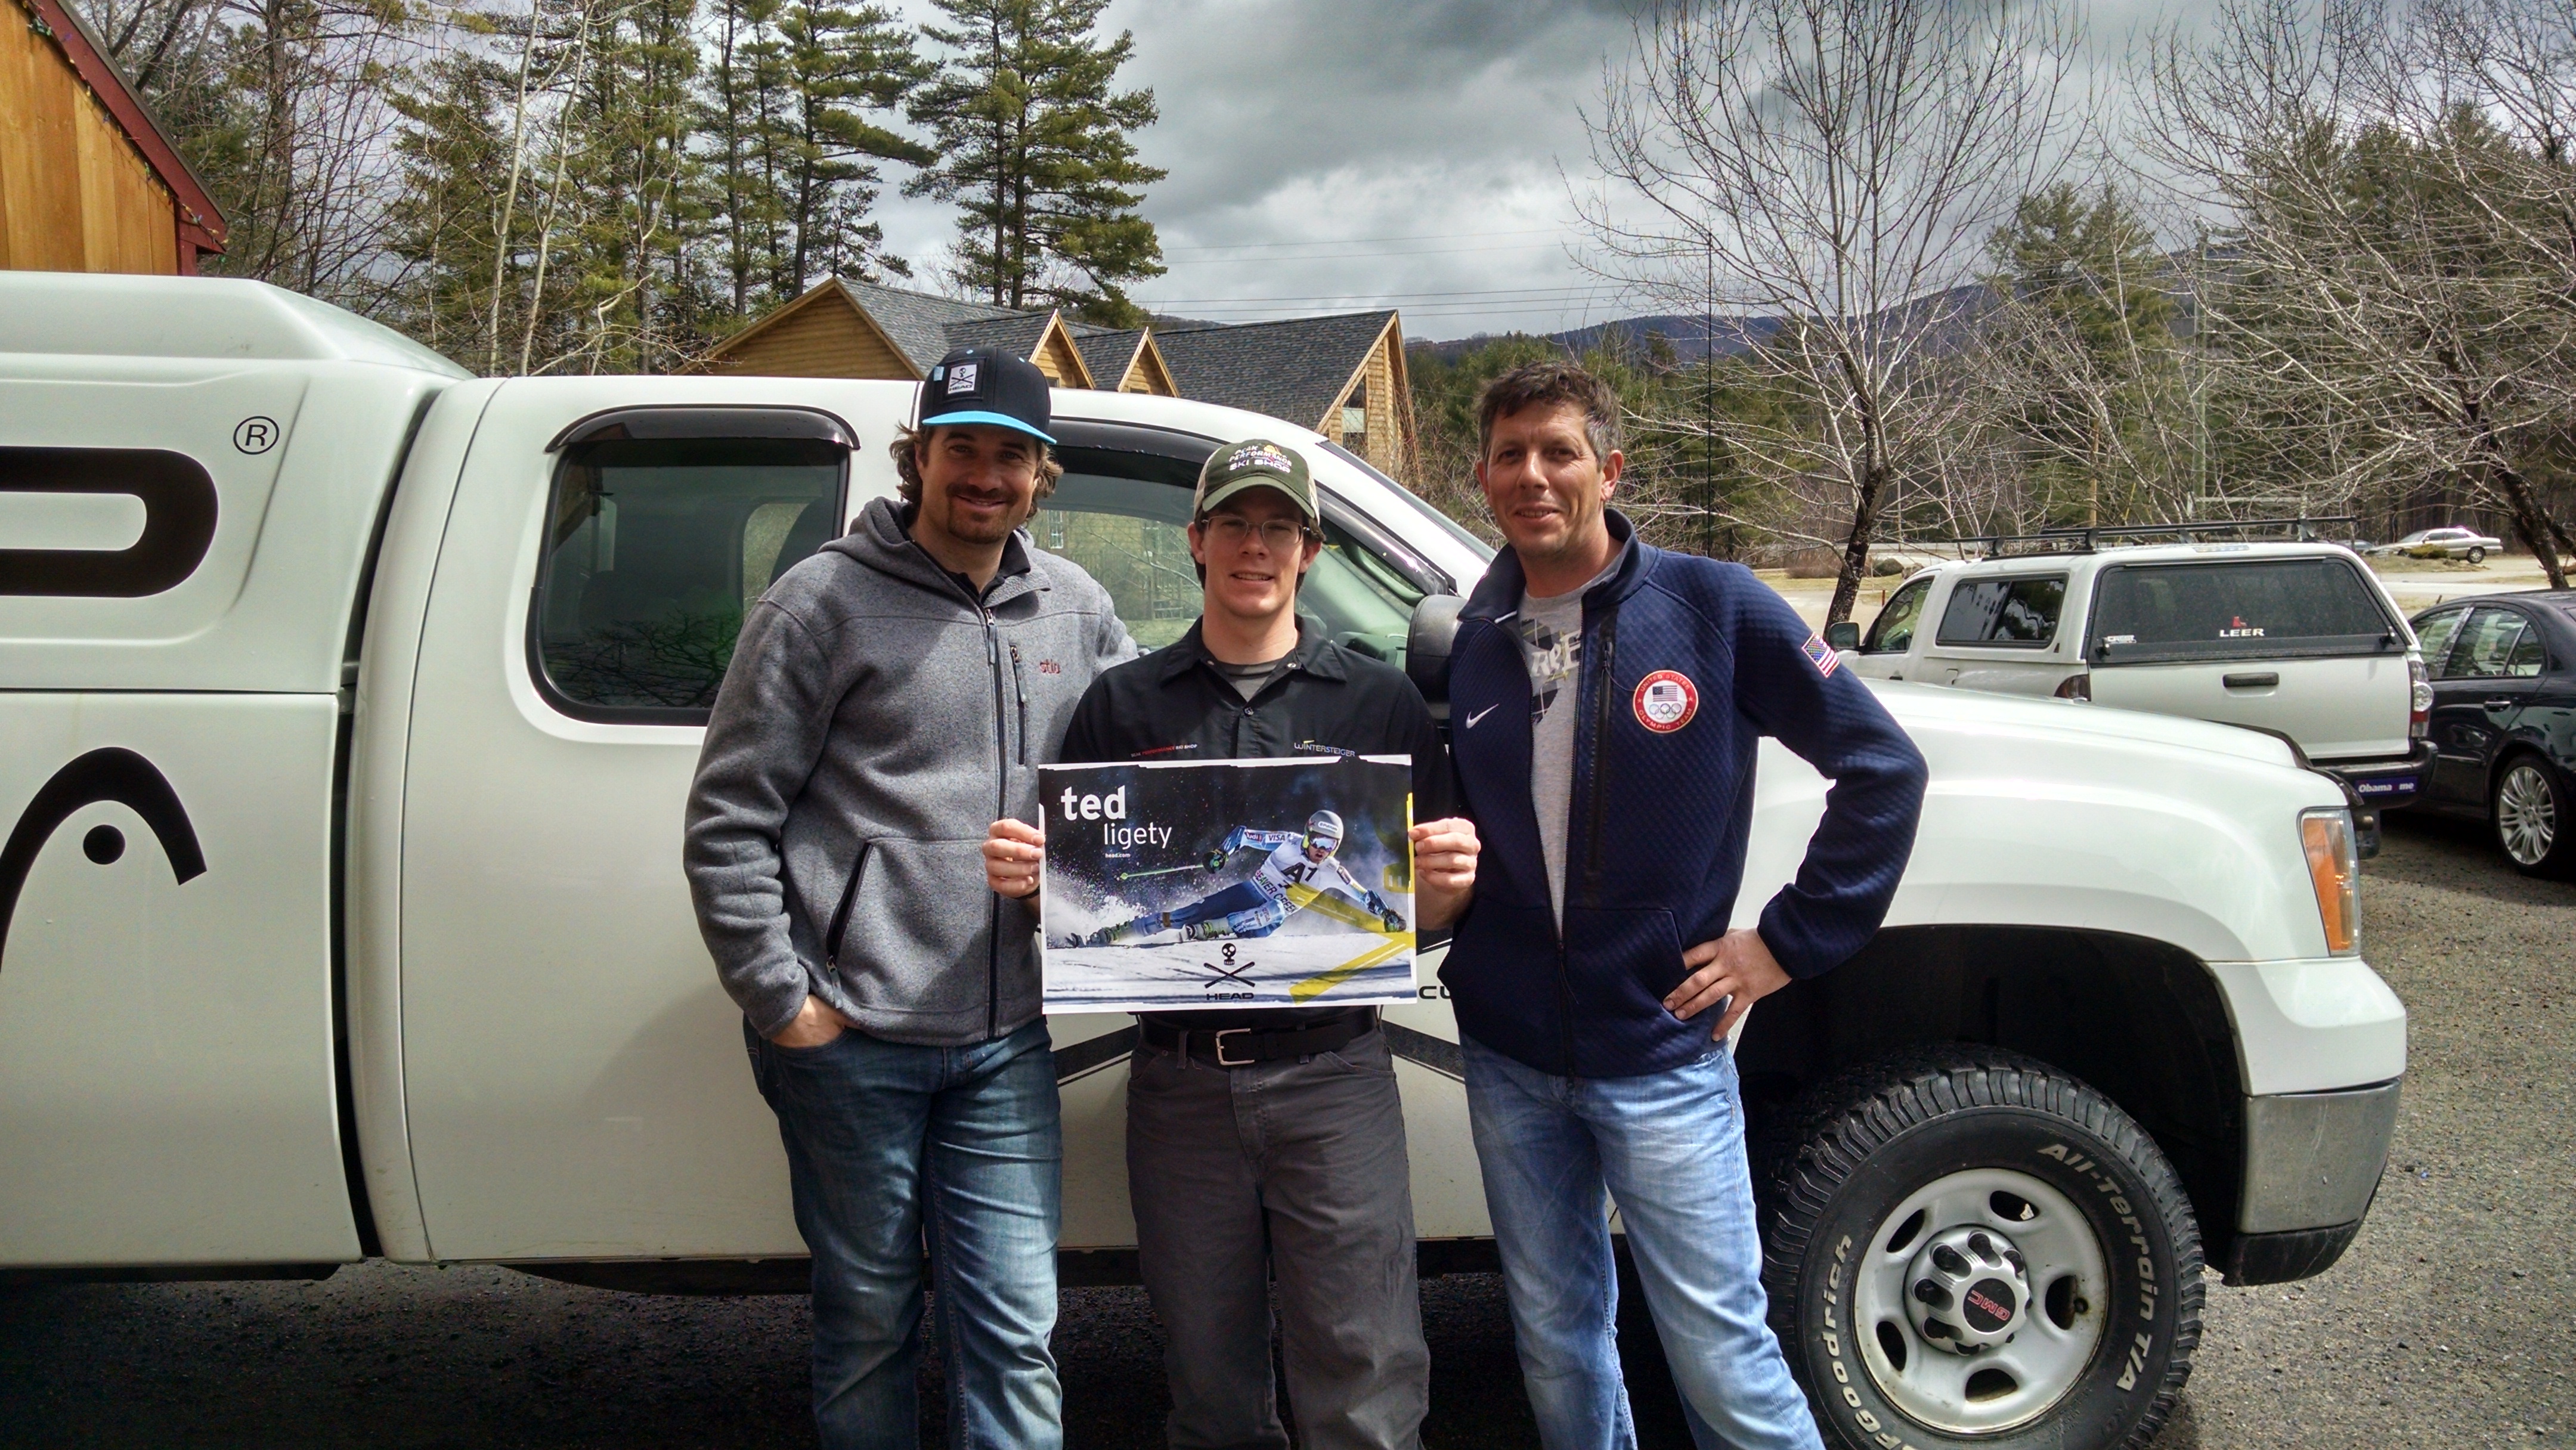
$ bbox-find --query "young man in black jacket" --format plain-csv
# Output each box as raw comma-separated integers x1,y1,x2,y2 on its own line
984,439,1479,1450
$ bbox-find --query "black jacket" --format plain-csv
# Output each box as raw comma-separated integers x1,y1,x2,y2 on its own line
1058,616,1452,1031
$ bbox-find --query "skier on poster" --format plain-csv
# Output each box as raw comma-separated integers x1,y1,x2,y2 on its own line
1079,809,1404,946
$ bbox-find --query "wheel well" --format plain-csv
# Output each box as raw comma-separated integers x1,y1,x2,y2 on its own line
1738,924,2246,1268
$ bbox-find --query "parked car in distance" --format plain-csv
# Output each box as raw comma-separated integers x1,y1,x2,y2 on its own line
2399,591,2576,875
1831,541,2436,824
2368,526,2503,563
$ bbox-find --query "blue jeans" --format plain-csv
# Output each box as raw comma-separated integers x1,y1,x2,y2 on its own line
747,1017,1063,1450
1462,1034,1822,1450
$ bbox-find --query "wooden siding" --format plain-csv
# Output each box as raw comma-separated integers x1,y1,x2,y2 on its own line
0,2,179,274
1123,334,1178,395
1033,317,1095,388
710,289,914,378
1327,323,1410,476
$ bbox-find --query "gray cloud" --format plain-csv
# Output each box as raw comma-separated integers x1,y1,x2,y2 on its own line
877,0,2220,341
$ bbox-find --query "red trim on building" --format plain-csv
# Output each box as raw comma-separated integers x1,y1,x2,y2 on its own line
18,0,229,259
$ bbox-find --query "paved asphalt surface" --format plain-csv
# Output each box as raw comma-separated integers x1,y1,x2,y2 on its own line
2,813,2569,1448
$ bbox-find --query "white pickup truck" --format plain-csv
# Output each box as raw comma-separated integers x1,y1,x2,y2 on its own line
1,275,2404,1450
1832,543,2439,842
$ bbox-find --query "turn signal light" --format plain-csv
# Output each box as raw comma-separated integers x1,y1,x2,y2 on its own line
2301,809,2360,955
2408,656,2431,739
2054,673,2091,701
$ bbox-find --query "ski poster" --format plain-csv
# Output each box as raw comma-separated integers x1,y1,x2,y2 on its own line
1037,754,1417,1014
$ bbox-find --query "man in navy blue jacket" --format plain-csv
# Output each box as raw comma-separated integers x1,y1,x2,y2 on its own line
1442,361,1927,1449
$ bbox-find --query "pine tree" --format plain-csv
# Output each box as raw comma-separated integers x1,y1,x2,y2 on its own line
905,0,1165,323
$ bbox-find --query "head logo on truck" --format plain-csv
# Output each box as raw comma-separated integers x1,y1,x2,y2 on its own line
0,447,219,597
0,749,206,971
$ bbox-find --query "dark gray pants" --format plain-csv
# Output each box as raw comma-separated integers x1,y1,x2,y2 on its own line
1125,1027,1429,1450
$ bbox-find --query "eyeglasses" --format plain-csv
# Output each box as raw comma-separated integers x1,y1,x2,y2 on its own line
1200,516,1312,550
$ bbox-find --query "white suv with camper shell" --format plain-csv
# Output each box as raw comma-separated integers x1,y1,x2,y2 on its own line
1834,540,2436,831
0,275,2404,1450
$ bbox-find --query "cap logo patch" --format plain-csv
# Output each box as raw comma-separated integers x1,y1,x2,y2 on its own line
947,362,980,395
1228,443,1295,475
1633,670,1699,733
1801,634,1840,677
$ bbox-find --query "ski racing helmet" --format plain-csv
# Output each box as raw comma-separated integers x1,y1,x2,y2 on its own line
1304,810,1345,858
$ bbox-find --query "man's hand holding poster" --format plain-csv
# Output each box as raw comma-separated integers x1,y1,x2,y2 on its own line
1038,755,1416,1013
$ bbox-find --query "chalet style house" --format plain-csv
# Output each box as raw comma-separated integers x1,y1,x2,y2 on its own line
2,0,227,274
704,278,1415,478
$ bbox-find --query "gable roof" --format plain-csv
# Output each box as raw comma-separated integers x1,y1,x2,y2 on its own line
1069,327,1179,394
832,278,1026,373
19,0,227,256
1153,311,1399,430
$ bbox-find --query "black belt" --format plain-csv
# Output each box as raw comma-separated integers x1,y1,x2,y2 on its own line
1138,1010,1377,1068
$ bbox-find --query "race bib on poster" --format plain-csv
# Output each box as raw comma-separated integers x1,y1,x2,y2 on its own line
1036,755,1417,1014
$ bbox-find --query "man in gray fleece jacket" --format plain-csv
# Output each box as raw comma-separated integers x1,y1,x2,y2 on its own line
685,347,1132,1450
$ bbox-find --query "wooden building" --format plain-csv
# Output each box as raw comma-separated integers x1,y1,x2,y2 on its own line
1153,311,1413,478
703,277,1177,395
705,280,1411,473
1,0,225,274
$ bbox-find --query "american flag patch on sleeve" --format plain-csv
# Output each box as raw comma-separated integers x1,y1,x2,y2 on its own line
1801,633,1840,677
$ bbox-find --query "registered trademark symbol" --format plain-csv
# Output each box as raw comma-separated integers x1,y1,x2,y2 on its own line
233,417,278,454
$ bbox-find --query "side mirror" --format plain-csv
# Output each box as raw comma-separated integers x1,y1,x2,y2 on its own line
1406,593,1466,713
1823,620,1861,650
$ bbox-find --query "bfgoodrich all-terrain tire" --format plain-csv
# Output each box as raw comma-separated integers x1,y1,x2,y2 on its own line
1761,1049,2203,1450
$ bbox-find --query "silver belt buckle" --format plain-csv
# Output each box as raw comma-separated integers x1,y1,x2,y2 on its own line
1213,1028,1253,1067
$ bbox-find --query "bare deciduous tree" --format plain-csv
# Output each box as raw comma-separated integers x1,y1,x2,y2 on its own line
1580,0,2086,621
2144,0,2576,584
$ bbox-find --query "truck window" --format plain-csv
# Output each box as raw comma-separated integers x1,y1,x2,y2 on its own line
2086,557,2395,665
1036,447,1420,665
2412,606,2467,678
2452,606,2543,679
1861,577,1931,653
531,435,846,718
1934,574,2066,648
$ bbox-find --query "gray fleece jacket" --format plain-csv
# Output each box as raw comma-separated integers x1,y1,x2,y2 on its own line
685,496,1134,1044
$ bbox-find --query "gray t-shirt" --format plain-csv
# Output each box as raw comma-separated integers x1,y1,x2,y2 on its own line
1211,653,1289,701
1516,543,1627,925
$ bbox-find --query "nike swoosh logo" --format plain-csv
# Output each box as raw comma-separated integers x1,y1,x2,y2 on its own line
1464,704,1500,729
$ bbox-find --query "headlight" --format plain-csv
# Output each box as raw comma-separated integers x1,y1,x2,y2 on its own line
2301,808,2360,955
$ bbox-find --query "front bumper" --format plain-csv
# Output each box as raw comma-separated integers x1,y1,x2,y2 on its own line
2227,1078,2402,1283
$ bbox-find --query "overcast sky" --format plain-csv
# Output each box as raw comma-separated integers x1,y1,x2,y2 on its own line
872,0,2203,342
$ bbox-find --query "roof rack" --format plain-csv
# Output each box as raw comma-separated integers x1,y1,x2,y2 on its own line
1948,515,2358,559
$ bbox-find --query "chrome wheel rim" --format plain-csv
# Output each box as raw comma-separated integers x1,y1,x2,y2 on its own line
1853,1167,2109,1434
2497,763,2558,867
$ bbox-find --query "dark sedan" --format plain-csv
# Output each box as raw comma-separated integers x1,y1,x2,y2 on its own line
2402,591,2576,875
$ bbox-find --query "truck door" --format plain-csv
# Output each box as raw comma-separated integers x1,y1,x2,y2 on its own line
395,401,856,1261
1846,575,1932,681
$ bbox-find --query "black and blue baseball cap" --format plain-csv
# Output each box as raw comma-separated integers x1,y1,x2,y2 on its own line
916,347,1055,444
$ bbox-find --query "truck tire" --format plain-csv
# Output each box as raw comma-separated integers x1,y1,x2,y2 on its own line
1760,1048,2203,1450
2493,754,2572,878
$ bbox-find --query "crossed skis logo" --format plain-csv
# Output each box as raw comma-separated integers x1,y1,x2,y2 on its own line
1203,941,1255,990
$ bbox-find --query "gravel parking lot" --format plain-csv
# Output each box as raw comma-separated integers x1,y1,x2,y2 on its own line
2,814,2568,1449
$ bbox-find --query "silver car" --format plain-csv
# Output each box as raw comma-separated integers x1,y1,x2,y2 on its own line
2371,526,2503,563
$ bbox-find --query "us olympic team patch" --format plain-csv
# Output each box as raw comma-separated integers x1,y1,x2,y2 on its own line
1801,633,1840,677
1632,670,1699,733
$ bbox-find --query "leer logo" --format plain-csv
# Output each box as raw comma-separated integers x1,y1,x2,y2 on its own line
1632,670,1698,733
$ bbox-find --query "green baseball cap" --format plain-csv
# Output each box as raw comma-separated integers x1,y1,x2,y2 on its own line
1193,438,1321,524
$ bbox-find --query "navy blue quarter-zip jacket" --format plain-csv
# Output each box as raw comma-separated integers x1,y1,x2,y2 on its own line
1441,510,1928,1079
